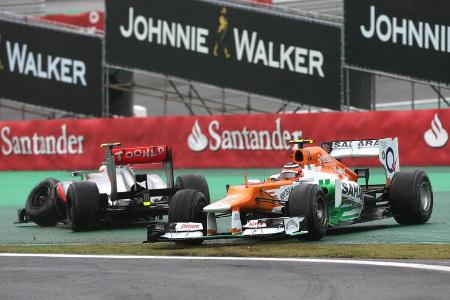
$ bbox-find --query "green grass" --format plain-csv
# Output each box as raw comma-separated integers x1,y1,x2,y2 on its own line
1,242,450,259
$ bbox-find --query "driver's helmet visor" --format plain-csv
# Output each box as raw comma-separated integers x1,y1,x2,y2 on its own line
278,171,299,179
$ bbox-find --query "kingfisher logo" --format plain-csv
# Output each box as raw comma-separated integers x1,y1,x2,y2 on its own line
186,118,302,152
424,113,448,148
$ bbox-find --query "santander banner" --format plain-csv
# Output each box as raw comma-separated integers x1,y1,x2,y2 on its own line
0,109,448,170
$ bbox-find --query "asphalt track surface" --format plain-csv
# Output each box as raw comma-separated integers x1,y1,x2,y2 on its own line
1,254,450,299
0,167,449,245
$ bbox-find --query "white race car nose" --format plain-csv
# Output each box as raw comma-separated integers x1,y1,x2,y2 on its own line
203,202,231,213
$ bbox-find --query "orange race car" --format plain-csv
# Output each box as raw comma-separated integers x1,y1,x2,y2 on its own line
148,138,433,244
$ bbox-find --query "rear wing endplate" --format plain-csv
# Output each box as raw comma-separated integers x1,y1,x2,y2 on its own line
321,138,400,183
101,143,173,200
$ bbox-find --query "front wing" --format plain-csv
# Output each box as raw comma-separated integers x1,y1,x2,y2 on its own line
147,216,308,242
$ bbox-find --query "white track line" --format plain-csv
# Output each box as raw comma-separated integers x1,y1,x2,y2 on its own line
1,253,450,273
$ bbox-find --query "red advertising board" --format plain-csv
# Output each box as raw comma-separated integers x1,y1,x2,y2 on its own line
0,109,449,170
37,11,105,31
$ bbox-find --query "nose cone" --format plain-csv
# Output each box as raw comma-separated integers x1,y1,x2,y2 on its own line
204,202,231,213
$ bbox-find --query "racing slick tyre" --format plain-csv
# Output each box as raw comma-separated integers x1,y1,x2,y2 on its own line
25,178,61,226
66,182,101,232
168,189,208,245
175,174,210,204
288,184,328,241
389,170,433,225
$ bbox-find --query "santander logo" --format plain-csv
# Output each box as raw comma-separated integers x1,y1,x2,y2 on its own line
187,120,208,152
424,113,448,148
186,118,302,152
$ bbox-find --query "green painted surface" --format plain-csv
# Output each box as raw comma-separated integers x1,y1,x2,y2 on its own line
0,167,449,245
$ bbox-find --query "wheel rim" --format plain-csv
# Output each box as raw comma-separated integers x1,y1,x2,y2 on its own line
419,181,431,211
314,195,327,225
31,187,50,208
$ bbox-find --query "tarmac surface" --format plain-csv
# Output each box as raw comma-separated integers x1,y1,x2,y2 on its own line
0,167,449,245
1,255,450,299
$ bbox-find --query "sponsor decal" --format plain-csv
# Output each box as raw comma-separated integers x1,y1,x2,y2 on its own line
382,147,397,173
332,140,379,148
284,218,300,234
318,154,333,165
113,146,166,162
179,223,202,231
186,118,302,152
341,181,363,201
245,220,267,228
0,124,84,156
277,185,293,201
424,113,448,148
360,5,450,54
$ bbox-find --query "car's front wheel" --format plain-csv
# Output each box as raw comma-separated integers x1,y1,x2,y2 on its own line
288,184,328,240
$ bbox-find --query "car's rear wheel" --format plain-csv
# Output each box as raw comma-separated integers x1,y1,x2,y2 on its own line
389,170,433,225
25,178,61,226
66,182,100,232
288,184,328,240
168,189,208,245
174,174,210,204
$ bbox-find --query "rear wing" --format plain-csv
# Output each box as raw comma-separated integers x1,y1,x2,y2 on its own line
101,143,173,200
320,138,400,183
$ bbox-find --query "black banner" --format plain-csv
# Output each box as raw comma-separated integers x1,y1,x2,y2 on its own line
0,17,103,116
345,0,450,84
106,0,342,110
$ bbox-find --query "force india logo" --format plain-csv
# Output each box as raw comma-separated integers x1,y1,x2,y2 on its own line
186,118,302,152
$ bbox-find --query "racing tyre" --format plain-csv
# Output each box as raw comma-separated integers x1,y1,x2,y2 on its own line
389,170,433,225
25,178,60,226
168,189,208,245
288,184,328,241
66,182,100,232
175,174,210,204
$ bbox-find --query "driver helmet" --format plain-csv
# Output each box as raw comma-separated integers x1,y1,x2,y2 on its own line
278,163,302,180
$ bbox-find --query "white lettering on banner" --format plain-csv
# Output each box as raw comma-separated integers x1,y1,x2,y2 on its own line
233,29,325,77
360,5,450,53
6,41,87,86
0,125,85,156
120,7,209,54
187,118,302,152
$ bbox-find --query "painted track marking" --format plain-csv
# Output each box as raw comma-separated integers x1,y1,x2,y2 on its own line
1,253,450,273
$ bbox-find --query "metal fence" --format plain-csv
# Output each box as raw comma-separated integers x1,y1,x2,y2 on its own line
0,0,449,121
0,0,45,15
